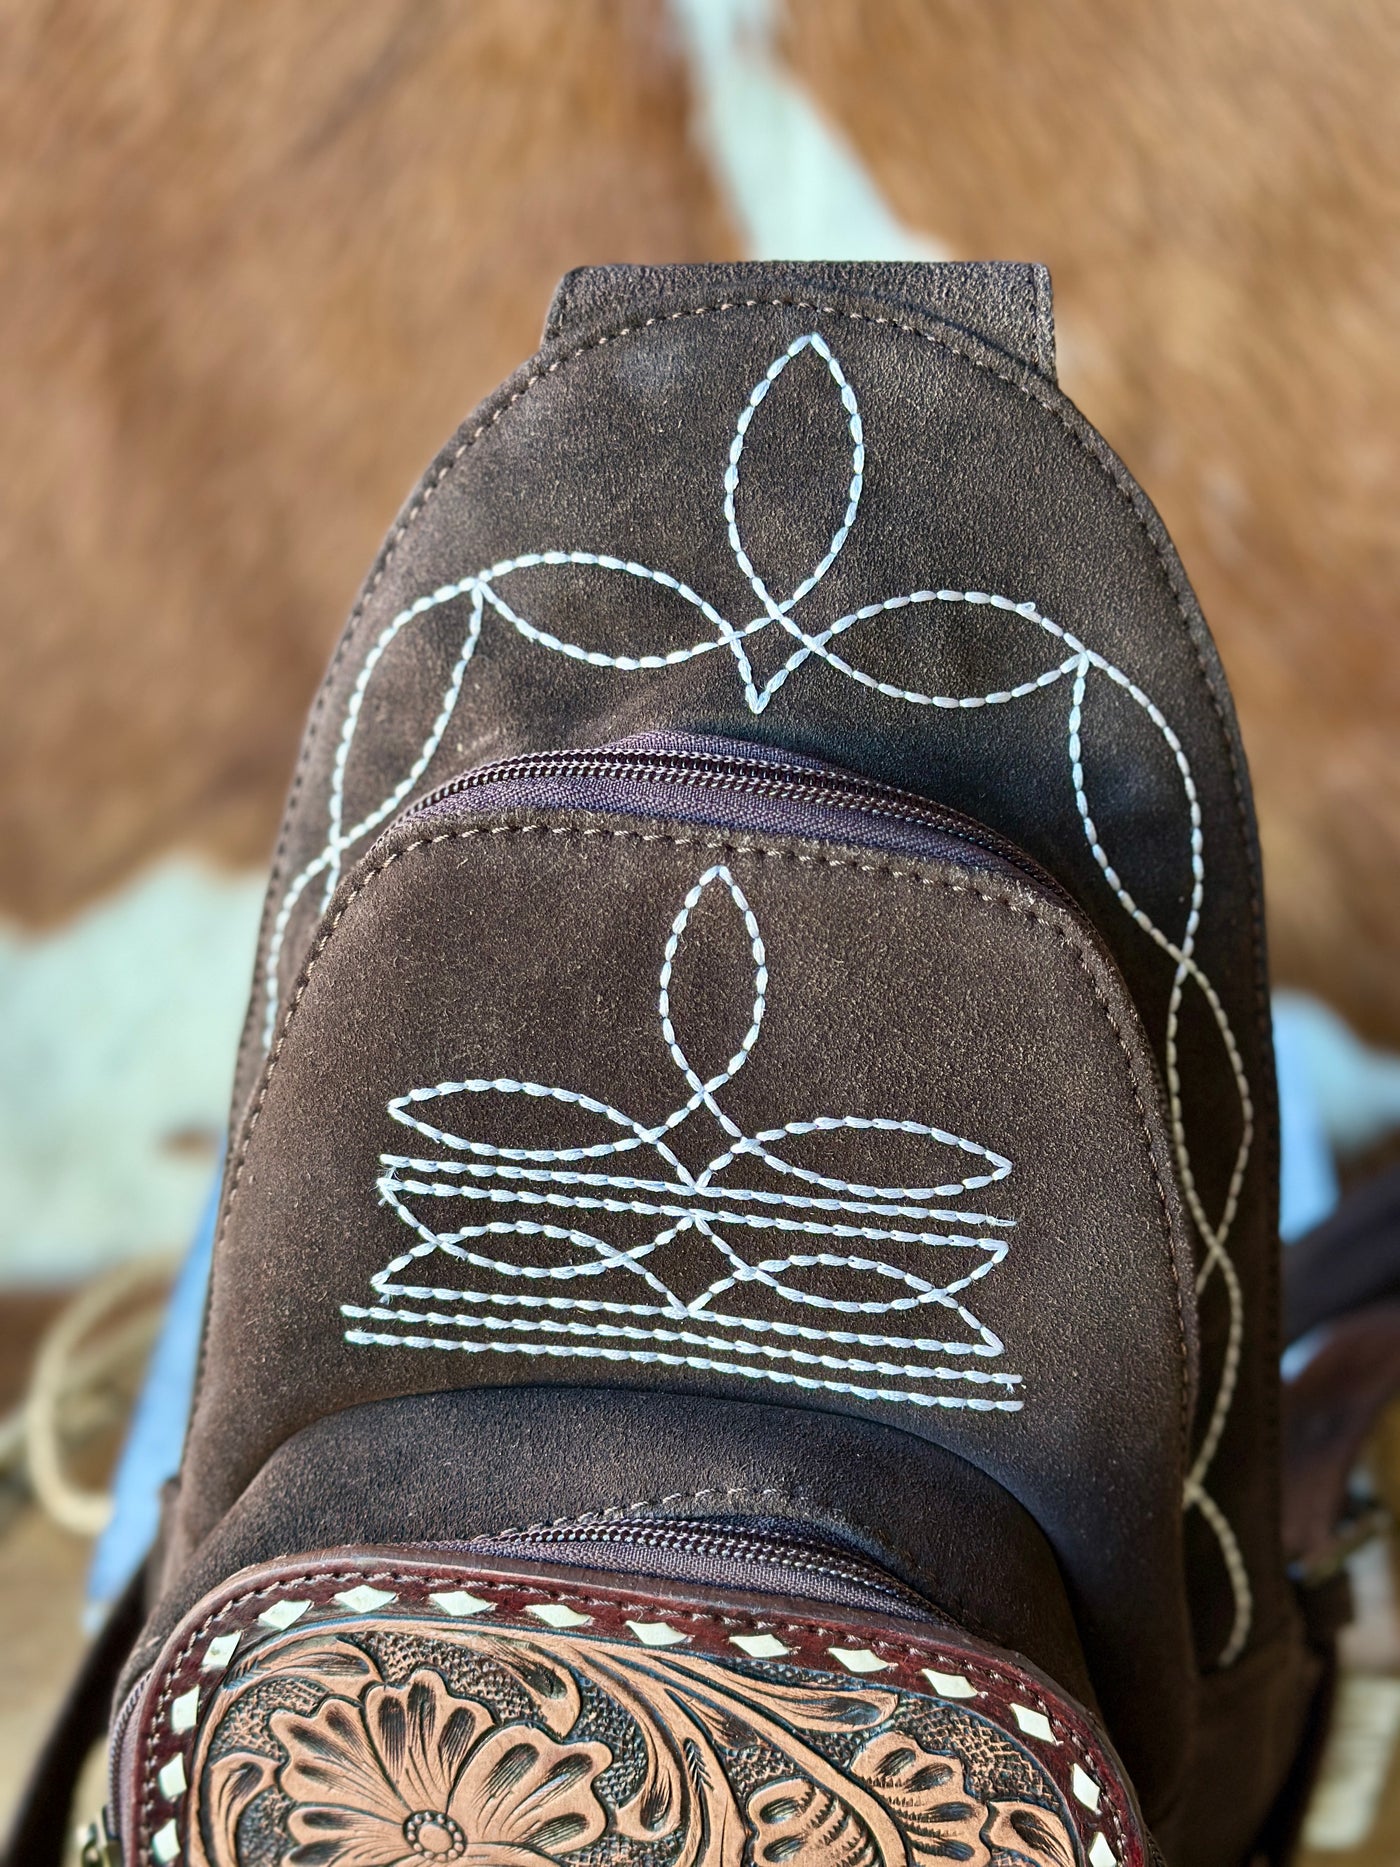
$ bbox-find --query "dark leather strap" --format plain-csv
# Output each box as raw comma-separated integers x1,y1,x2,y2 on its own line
1283,1301,1400,1576
0,1560,145,1867
1285,1160,1400,1345
1281,1168,1400,1578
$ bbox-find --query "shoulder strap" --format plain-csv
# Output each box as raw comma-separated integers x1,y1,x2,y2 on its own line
1,1560,145,1867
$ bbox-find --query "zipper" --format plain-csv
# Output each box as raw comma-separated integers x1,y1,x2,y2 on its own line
78,1811,121,1866
404,741,1070,904
464,1515,947,1625
95,1678,143,1865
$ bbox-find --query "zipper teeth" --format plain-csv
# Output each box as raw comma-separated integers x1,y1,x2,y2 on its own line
406,748,1067,900
500,1520,922,1605
417,749,962,825
106,1677,142,1851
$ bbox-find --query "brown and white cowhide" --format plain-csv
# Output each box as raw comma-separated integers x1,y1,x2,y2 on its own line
1,0,1395,1048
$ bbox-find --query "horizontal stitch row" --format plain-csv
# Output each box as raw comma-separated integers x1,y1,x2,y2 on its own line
341,1303,1018,1382
378,1176,1010,1246
372,1242,1003,1321
224,826,1171,1374
378,1154,1013,1224
215,822,1183,1676
360,864,1016,1374
371,1207,1005,1317
339,1328,1024,1410
358,1283,1003,1352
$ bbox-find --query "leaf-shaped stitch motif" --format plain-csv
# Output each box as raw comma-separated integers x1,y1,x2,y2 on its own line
724,333,864,636
480,551,760,686
659,863,767,1104
347,866,1023,1414
284,322,1257,1657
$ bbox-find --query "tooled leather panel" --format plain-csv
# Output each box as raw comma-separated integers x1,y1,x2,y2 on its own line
119,1553,1149,1867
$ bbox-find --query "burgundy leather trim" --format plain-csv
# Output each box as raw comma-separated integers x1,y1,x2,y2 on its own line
120,1548,1150,1867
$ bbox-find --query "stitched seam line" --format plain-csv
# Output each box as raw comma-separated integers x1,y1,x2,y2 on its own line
213,824,1190,1477
250,295,1260,1041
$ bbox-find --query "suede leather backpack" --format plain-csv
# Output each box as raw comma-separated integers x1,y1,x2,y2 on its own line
10,263,1357,1867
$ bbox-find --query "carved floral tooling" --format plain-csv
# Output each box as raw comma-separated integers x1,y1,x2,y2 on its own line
182,1620,1078,1867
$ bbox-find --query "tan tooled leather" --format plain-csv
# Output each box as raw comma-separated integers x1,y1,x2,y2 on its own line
116,1552,1149,1867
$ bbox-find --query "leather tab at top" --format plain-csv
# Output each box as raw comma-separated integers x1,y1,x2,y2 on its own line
543,259,1057,380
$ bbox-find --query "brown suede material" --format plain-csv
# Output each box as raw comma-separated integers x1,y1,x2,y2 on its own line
179,800,1195,1811
543,259,1059,379
1154,1629,1320,1867
159,261,1307,1862
230,265,1283,1695
125,1387,1097,1718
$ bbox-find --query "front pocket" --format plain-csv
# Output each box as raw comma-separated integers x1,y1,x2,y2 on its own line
178,741,1198,1804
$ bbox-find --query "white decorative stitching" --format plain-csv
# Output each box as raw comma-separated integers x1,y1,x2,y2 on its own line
1067,656,1255,1662
285,328,1254,1658
345,865,1022,1414
261,334,1084,1042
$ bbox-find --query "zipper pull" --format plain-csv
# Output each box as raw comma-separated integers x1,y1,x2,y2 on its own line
78,1807,121,1866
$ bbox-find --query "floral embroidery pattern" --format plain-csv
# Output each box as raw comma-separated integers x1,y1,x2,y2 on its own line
182,1620,1079,1867
343,865,1022,1413
263,327,1252,1658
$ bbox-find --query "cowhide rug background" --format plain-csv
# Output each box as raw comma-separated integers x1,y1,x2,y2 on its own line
0,0,1396,1274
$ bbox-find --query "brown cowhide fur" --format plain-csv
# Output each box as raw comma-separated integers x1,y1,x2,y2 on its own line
1,0,1396,1047
784,1,1400,1046
0,0,735,925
